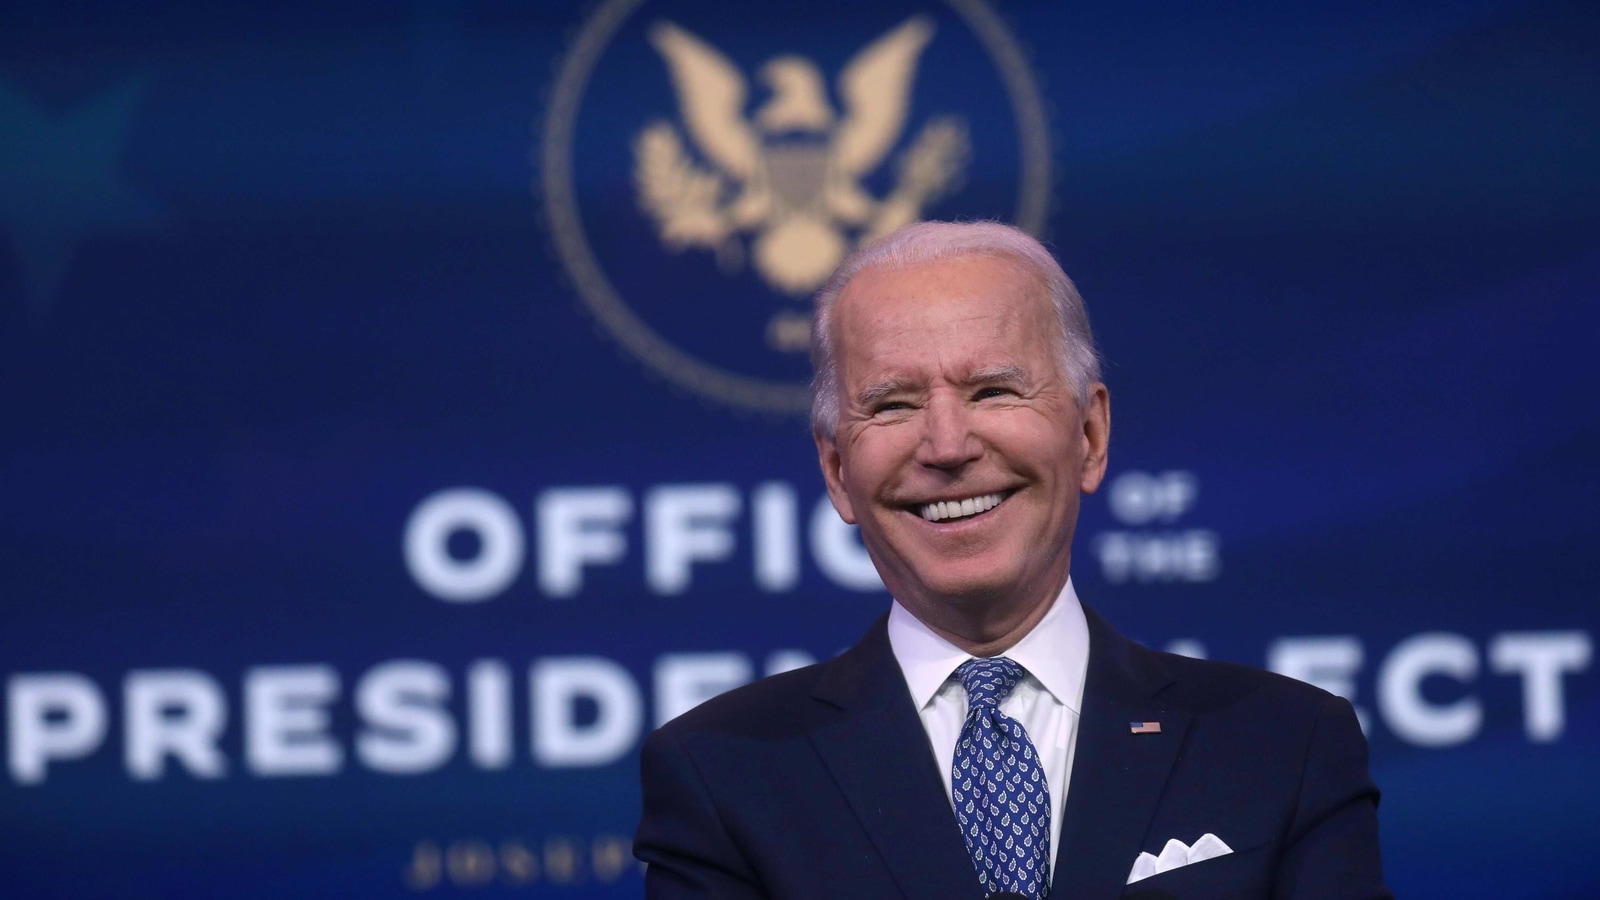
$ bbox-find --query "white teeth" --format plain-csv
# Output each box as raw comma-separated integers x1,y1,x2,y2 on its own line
919,493,1005,522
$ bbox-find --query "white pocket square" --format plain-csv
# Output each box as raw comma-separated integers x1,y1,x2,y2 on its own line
1126,833,1233,884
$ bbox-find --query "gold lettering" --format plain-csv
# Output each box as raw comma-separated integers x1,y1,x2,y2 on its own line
592,834,631,883
406,833,646,889
544,836,581,884
403,840,442,891
766,310,813,352
500,839,539,885
446,839,497,887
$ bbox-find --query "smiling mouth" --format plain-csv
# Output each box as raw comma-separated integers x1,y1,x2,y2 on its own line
916,491,1009,523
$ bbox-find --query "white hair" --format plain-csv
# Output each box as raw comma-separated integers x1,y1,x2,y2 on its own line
810,220,1101,436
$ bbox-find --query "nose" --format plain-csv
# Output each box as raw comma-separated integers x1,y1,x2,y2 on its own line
914,394,982,470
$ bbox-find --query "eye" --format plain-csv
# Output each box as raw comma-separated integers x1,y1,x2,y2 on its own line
873,400,912,414
973,386,1012,401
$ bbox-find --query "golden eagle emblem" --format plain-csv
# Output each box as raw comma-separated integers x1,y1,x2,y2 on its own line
634,16,969,298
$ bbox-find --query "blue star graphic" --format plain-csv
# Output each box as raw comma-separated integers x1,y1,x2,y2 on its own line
0,78,161,317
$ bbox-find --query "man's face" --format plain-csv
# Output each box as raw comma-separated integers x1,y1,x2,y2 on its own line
815,254,1110,620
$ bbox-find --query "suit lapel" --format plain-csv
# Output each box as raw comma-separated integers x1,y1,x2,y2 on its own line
809,616,984,900
1050,606,1191,900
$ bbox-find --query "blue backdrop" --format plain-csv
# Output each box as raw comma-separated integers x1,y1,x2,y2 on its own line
2,1,1597,897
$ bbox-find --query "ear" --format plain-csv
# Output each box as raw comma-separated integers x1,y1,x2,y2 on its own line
1078,382,1111,494
813,429,857,524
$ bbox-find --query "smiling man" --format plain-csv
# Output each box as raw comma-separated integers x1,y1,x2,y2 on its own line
635,222,1389,899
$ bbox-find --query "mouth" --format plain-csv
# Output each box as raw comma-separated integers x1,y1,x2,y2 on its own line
914,491,1012,524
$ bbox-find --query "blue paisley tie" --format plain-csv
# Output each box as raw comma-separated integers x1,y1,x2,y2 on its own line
952,656,1051,899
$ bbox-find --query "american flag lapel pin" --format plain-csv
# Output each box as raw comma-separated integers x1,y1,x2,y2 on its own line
1130,721,1162,734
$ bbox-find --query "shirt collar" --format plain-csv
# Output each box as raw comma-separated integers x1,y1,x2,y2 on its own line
887,578,1089,714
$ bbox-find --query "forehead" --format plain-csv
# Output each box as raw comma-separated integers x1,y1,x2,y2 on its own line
833,254,1055,376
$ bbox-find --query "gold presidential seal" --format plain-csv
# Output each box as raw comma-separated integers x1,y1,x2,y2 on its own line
541,0,1051,415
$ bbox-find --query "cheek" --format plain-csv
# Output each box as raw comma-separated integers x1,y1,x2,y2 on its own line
991,418,1069,468
841,455,882,500
843,432,905,484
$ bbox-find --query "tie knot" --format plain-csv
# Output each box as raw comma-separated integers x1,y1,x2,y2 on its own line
956,656,1025,708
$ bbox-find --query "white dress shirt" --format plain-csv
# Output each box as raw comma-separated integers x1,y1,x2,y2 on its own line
886,578,1090,869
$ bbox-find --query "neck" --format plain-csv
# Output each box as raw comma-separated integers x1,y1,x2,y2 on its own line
904,578,1066,657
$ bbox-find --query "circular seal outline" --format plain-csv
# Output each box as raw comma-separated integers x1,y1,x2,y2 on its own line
541,0,1052,415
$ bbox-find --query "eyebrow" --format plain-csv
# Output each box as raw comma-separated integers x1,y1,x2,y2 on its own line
855,376,919,408
964,364,1029,387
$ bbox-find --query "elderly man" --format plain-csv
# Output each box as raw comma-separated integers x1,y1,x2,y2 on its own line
635,221,1388,899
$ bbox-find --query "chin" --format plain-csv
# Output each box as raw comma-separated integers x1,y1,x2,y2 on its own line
909,567,1027,607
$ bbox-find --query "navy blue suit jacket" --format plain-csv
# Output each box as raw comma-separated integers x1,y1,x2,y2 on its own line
635,605,1389,899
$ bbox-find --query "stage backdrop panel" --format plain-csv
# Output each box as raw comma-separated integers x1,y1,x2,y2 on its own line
2,1,1596,897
